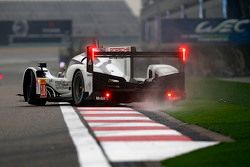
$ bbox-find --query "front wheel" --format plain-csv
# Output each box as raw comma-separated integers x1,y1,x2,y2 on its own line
72,70,86,106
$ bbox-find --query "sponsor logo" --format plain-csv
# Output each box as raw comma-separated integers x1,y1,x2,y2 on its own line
40,84,47,98
38,79,47,98
195,19,250,33
12,20,28,36
55,81,69,90
108,47,131,52
96,96,107,100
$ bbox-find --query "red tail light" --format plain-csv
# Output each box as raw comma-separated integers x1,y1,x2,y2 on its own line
179,46,188,63
86,45,97,73
165,90,183,101
104,91,111,99
165,91,173,99
105,92,110,98
167,92,172,97
0,74,3,80
87,45,96,61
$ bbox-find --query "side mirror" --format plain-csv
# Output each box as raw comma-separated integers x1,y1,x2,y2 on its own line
39,63,47,68
38,63,47,71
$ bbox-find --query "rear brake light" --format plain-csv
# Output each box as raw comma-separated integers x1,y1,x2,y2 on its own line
105,92,110,98
165,90,183,101
87,45,96,61
165,91,173,99
104,91,111,99
0,74,3,80
179,46,188,63
86,45,97,73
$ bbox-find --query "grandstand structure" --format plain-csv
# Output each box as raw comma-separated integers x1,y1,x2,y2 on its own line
0,0,139,45
140,0,250,76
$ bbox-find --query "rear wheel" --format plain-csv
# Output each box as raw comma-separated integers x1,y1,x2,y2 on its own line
72,70,86,106
25,71,46,106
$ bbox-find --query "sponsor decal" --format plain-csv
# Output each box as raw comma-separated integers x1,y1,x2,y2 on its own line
96,96,107,101
40,84,47,98
107,47,131,52
54,81,69,90
39,79,47,98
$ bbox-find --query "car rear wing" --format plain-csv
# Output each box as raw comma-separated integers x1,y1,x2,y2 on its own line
86,45,188,77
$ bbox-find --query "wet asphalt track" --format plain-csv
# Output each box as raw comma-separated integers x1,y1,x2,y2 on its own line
0,47,162,167
0,47,224,167
0,47,79,167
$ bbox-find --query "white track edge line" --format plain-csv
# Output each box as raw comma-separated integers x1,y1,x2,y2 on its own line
77,107,134,110
60,103,111,167
84,117,151,120
94,130,182,137
80,111,140,114
88,122,166,127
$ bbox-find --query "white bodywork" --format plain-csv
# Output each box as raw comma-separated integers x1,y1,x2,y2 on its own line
147,64,179,79
24,52,129,98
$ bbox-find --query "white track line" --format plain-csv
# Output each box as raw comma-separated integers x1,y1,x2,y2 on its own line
60,103,110,167
94,130,182,137
84,116,151,120
77,107,134,111
80,111,140,114
88,122,166,127
101,142,218,162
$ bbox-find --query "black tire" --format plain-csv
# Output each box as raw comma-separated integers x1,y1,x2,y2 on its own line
72,70,86,106
25,71,46,106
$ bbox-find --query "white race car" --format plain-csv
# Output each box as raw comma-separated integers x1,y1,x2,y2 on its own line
22,45,187,105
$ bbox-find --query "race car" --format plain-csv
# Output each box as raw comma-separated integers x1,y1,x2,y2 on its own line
22,45,187,106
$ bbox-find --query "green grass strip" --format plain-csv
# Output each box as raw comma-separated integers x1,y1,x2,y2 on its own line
162,77,250,167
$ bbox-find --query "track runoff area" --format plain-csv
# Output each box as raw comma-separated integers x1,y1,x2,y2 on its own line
60,104,218,167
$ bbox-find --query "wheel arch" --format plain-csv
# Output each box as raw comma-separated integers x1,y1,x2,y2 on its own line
72,68,89,89
72,69,88,105
72,69,83,86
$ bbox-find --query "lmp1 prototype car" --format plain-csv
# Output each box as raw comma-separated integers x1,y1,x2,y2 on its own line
22,45,187,106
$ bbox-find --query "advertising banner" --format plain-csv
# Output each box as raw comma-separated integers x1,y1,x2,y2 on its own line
0,20,71,45
161,19,250,43
27,20,71,35
0,21,12,45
